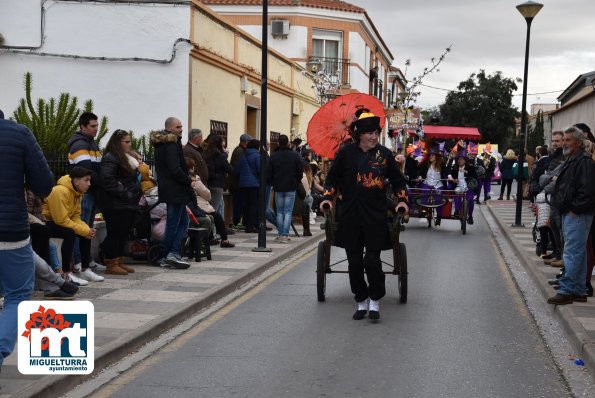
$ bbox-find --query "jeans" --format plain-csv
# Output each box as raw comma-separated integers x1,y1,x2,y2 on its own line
559,212,594,296
73,193,95,267
48,241,61,270
275,191,296,237
163,203,189,256
0,242,34,367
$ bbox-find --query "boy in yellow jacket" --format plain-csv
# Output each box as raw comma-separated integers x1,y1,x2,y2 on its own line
43,167,101,285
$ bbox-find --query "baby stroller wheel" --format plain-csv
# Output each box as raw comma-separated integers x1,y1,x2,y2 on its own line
148,244,165,265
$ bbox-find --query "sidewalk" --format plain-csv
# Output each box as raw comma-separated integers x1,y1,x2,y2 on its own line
486,199,595,376
0,223,324,398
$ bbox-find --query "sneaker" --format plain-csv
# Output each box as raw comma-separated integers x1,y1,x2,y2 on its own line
60,281,79,294
67,273,88,286
163,253,190,269
274,236,285,242
73,262,82,273
44,289,75,300
77,268,105,282
231,223,245,231
226,228,235,235
90,261,106,271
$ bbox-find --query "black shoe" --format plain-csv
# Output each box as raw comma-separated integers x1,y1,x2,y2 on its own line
352,310,367,320
547,279,560,286
542,253,556,260
434,218,441,226
553,285,561,290
547,293,573,305
453,211,460,218
467,217,474,225
587,283,593,297
497,196,503,200
368,310,380,320
226,228,235,235
60,281,79,294
573,294,588,303
303,229,312,236
45,289,75,300
209,238,221,246
266,226,273,231
475,199,480,205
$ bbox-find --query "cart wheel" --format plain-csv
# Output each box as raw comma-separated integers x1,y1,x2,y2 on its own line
461,199,468,235
316,240,326,302
147,244,164,265
398,243,408,303
535,245,542,257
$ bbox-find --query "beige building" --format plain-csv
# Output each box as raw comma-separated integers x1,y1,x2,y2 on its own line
191,3,319,148
549,71,595,139
200,0,395,107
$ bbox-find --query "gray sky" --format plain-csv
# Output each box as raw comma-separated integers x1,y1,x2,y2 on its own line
347,0,595,111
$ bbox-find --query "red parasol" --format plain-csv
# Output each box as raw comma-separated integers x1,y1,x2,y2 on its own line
306,93,386,159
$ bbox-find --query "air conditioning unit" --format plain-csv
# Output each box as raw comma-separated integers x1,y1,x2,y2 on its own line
271,20,290,37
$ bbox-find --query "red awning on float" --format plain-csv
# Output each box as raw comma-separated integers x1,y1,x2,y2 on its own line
418,125,482,141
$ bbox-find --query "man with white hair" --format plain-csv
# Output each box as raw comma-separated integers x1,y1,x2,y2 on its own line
547,125,595,305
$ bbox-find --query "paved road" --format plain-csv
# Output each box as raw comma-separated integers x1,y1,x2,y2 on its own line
92,211,570,398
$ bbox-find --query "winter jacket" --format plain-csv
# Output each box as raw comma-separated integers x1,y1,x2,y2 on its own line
183,142,209,183
95,152,142,211
191,176,216,213
42,175,90,237
547,148,565,172
67,131,102,192
150,131,193,204
550,151,595,215
205,150,233,189
138,163,156,193
267,147,304,193
227,145,246,191
238,148,260,188
499,158,515,180
0,118,53,242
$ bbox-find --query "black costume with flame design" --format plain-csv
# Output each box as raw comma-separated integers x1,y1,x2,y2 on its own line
323,142,408,250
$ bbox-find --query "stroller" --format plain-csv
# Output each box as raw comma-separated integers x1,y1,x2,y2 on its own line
533,191,553,257
120,190,166,264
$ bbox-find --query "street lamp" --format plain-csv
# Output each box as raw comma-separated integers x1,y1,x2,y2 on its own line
513,1,543,228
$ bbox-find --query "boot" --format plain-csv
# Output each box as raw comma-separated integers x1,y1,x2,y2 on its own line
117,257,135,273
301,215,312,236
105,258,128,275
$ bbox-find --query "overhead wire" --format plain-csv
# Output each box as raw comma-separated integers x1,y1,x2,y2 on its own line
418,83,564,97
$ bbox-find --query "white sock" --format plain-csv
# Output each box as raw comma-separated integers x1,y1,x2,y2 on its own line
369,299,379,312
357,299,368,311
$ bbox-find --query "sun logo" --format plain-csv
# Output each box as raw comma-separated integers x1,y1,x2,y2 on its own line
357,172,384,189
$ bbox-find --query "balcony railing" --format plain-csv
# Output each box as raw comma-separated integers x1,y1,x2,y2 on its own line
307,56,350,87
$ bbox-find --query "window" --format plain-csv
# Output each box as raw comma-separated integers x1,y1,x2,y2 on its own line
312,29,342,77
270,131,281,153
210,120,228,148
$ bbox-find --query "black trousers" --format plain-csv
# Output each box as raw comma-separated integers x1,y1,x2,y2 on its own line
346,247,385,303
30,223,50,264
500,178,513,198
241,187,259,231
45,222,88,273
209,211,228,241
103,209,135,259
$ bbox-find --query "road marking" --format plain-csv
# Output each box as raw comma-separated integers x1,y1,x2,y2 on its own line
83,248,315,398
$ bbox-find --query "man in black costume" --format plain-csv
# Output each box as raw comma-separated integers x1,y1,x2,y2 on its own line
320,111,409,321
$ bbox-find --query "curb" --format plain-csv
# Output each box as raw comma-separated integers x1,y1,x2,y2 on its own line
14,234,323,398
485,204,595,380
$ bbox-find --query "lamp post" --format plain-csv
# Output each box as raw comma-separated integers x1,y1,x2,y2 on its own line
513,1,543,228
254,0,272,252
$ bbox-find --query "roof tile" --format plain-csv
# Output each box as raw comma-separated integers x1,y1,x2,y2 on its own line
199,0,365,13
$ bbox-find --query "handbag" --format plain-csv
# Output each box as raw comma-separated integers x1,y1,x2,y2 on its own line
467,177,478,191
